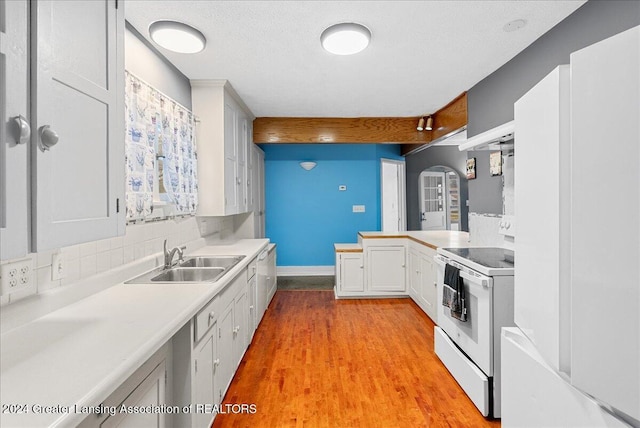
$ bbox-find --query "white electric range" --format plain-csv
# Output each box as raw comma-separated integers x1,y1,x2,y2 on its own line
433,247,515,418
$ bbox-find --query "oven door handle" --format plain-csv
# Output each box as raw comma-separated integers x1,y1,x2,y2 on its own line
434,255,491,288
434,255,448,267
459,270,490,288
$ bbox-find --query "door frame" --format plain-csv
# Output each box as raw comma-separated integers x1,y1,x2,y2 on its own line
380,158,406,232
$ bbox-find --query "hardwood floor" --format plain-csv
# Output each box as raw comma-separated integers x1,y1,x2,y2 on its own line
213,291,501,428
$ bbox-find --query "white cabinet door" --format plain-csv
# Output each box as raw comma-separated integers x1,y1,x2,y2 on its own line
217,302,234,402
367,245,406,292
418,250,437,323
408,249,421,300
251,146,265,238
102,361,167,428
0,0,29,260
236,110,248,212
569,26,639,422
223,99,239,214
248,275,257,341
233,285,248,368
32,0,124,251
337,252,364,293
514,65,570,373
193,333,217,428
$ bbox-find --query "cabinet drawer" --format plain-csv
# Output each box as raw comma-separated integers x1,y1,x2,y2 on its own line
247,257,257,280
194,296,220,343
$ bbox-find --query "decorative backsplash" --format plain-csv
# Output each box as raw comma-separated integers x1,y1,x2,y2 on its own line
124,71,198,220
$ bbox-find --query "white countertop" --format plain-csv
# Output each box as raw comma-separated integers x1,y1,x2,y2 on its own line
0,239,269,428
358,230,471,250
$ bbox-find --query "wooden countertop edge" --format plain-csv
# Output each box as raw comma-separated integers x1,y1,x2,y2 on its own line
334,247,363,253
356,232,445,250
407,236,438,250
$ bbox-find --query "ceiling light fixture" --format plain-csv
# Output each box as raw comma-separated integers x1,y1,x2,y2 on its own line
300,161,317,171
321,22,371,55
149,20,206,54
417,115,433,132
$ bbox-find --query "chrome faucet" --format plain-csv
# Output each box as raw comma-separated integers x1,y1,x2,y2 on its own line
164,239,186,269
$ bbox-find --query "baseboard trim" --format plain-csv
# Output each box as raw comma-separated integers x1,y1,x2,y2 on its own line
277,266,335,276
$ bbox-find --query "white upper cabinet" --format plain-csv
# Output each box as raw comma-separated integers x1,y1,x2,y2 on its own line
31,0,125,251
192,80,254,216
514,65,571,373
569,26,639,422
0,0,29,260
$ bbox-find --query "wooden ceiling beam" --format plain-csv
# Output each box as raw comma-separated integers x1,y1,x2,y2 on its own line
401,92,467,156
252,92,467,153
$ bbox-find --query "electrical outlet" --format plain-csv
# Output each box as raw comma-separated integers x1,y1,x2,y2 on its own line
0,258,35,296
352,205,366,213
51,252,66,281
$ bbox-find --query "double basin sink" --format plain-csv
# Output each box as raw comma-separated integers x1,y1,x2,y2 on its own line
126,255,245,284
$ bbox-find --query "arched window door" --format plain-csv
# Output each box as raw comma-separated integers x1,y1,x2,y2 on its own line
419,167,460,231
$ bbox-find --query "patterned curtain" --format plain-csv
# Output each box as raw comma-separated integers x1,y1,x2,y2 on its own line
124,71,198,221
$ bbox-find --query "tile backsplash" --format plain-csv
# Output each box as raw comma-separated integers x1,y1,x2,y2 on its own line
0,216,234,306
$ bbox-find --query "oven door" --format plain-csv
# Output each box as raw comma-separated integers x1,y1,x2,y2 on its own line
435,255,494,376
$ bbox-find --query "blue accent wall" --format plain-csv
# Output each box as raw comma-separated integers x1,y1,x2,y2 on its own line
261,144,402,267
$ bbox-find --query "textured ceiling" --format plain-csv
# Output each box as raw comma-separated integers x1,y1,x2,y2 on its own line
125,0,586,118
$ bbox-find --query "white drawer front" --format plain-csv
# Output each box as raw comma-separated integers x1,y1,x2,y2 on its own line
435,327,490,417
194,295,220,343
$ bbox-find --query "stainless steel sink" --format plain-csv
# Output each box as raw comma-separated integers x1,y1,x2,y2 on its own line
125,254,245,284
150,267,225,282
179,255,245,269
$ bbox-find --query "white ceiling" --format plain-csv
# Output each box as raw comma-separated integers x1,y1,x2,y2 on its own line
125,0,586,118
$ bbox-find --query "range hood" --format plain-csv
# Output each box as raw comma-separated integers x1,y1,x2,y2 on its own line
458,120,514,151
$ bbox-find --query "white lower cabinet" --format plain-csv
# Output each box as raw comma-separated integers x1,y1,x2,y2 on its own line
334,239,407,297
193,332,217,428
365,241,407,293
232,284,248,367
409,243,438,322
78,346,169,428
335,250,364,297
172,267,254,428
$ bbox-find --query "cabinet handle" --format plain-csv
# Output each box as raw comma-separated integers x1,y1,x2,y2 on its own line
208,311,215,321
213,358,220,366
12,115,31,144
38,125,59,151
249,305,254,309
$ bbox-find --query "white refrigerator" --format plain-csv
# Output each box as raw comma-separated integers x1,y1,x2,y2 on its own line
502,25,639,427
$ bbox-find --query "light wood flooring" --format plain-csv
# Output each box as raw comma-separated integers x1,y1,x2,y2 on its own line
213,290,501,428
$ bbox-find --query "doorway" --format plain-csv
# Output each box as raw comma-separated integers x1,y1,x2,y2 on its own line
381,158,406,232
419,167,460,231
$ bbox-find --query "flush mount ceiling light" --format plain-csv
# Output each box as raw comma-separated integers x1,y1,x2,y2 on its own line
300,161,317,171
149,20,206,54
417,115,433,131
321,22,371,55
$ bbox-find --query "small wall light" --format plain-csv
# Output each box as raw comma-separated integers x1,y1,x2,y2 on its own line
425,115,433,131
300,161,317,171
149,20,206,53
417,115,434,132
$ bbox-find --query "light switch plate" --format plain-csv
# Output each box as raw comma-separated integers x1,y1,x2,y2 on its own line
52,252,66,281
352,205,366,213
339,185,347,191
